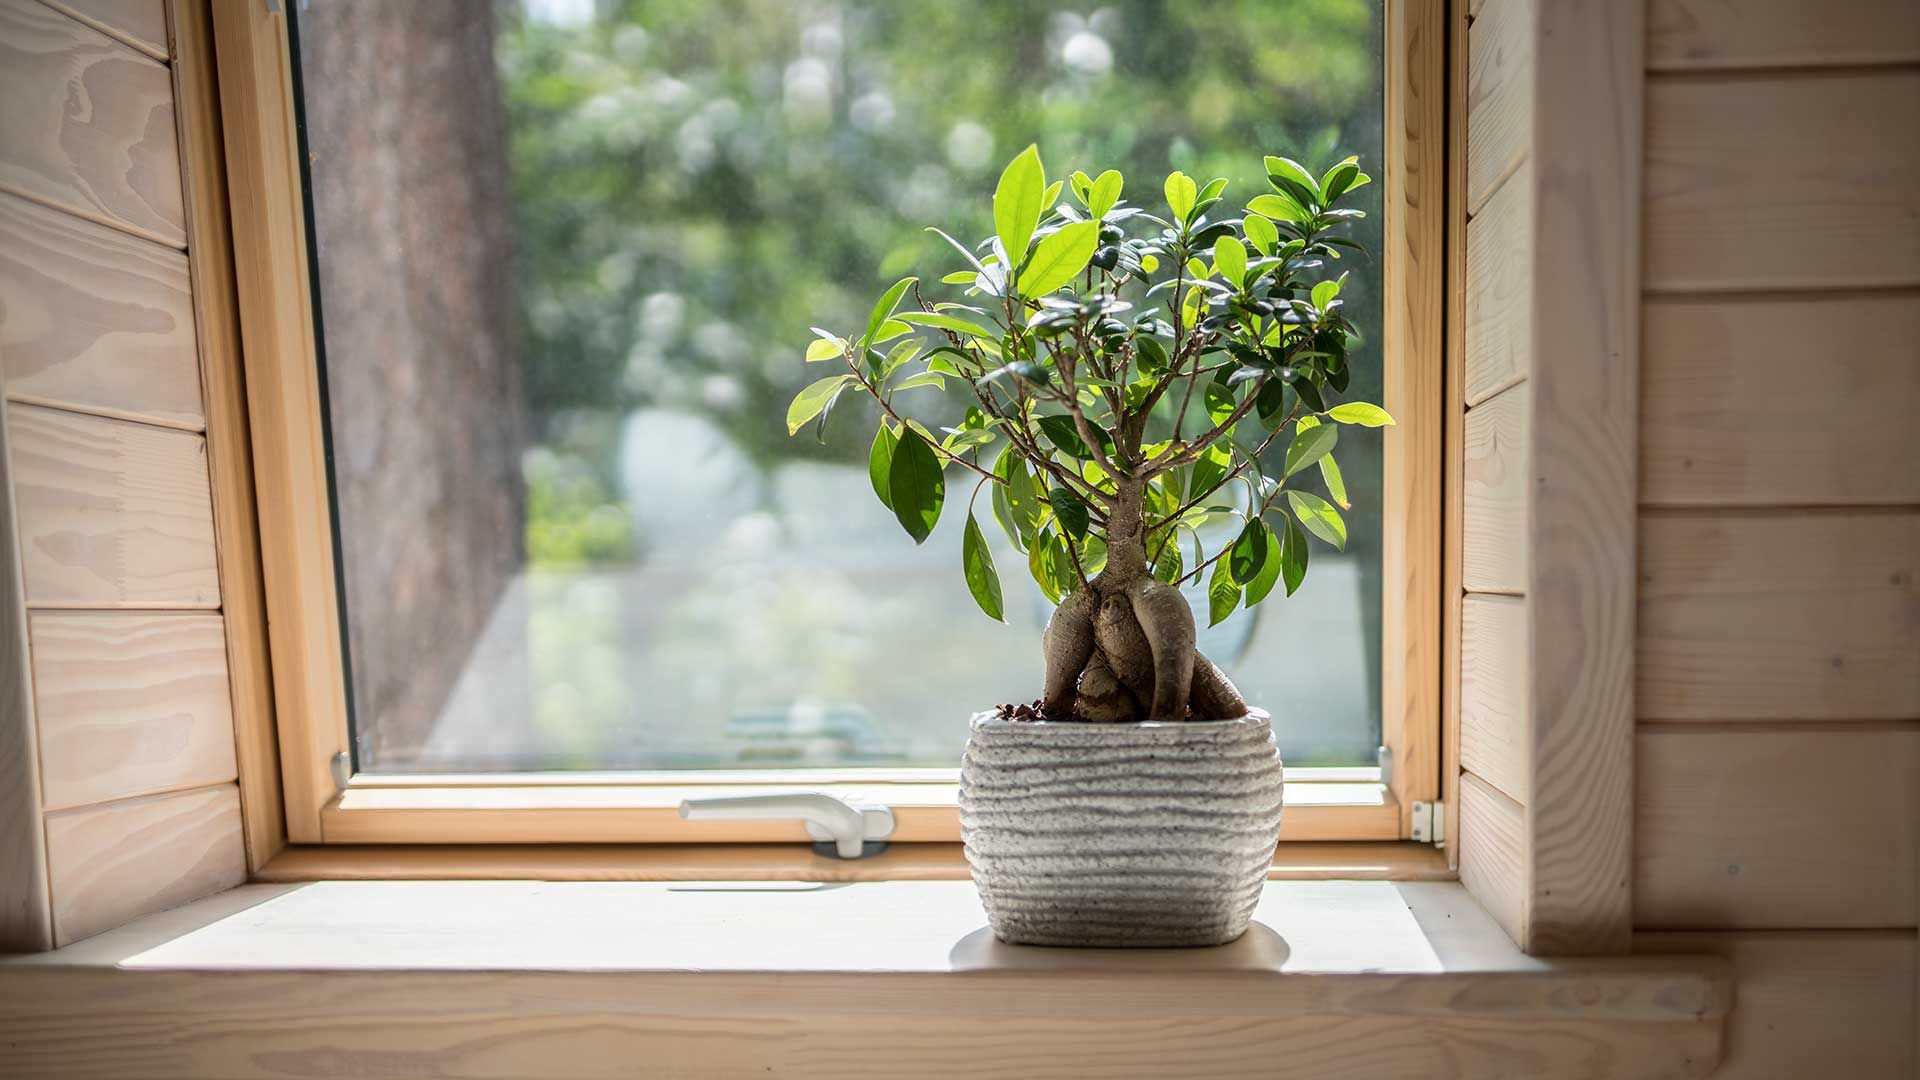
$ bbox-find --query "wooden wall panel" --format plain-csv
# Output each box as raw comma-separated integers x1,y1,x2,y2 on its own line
0,405,53,952
1644,72,1920,293
0,0,184,247
1637,727,1919,930
1462,162,1532,405
43,783,244,946
1464,0,1531,216
0,192,204,429
1636,931,1915,1080
1648,0,1920,71
1459,595,1527,803
1640,292,1920,507
6,404,219,608
39,0,170,63
30,612,236,811
1461,383,1528,593
1457,771,1527,947
1637,511,1919,721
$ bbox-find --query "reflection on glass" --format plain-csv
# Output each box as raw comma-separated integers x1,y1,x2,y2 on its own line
294,0,1386,772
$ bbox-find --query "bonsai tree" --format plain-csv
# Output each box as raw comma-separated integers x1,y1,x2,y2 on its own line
788,146,1392,724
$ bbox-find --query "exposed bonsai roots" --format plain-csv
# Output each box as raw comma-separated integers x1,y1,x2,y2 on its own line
1040,570,1248,724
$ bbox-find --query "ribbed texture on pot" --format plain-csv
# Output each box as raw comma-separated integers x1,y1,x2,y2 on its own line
959,710,1283,947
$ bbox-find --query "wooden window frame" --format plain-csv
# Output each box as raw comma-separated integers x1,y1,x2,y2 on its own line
198,0,1449,857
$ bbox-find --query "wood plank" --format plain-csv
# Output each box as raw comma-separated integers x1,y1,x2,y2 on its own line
1636,726,1918,929
0,405,53,952
1460,594,1528,803
1442,0,1470,872
42,782,244,946
169,0,283,871
210,0,350,841
1461,380,1528,593
1379,0,1448,837
1640,291,1920,507
256,841,1456,884
1638,931,1916,1079
1465,0,1531,216
1648,0,1920,71
1523,0,1642,955
1457,770,1528,948
0,0,183,247
0,192,204,429
38,0,169,63
6,403,218,608
29,612,236,811
1463,160,1533,404
1644,72,1920,292
1637,511,1920,721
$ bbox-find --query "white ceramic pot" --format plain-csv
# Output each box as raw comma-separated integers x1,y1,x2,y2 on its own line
958,709,1283,947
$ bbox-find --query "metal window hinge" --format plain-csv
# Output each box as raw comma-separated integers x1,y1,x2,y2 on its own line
679,792,895,859
329,750,351,788
1411,800,1446,845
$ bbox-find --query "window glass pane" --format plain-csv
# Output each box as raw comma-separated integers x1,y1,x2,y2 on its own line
292,0,1387,773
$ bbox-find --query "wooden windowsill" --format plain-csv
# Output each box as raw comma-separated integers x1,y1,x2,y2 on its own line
0,878,1728,1078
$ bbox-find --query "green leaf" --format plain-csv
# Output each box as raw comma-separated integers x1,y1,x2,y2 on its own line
962,514,1005,622
865,278,917,347
1150,529,1184,583
1279,515,1309,596
1016,220,1101,296
1311,279,1340,310
1042,178,1063,209
993,145,1046,264
1247,193,1309,224
1287,490,1346,550
1047,487,1090,539
1320,451,1349,508
1027,527,1069,603
1264,156,1322,202
804,337,843,362
1037,414,1109,461
1243,526,1285,606
1164,170,1197,221
1228,518,1270,585
1284,421,1339,477
1204,381,1238,427
888,428,945,544
1188,442,1231,502
890,371,946,392
1088,169,1123,218
1321,156,1360,201
1213,235,1247,289
1326,402,1396,427
787,375,853,436
896,310,1000,339
868,424,897,509
1207,556,1242,627
1242,214,1279,256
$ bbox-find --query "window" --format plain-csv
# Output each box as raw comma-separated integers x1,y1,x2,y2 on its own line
218,0,1440,845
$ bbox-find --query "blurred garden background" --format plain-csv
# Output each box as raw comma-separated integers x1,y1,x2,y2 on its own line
296,0,1387,773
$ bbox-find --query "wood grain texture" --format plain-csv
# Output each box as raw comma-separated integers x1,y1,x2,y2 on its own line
0,0,183,247
1441,0,1468,871
1644,71,1920,292
1463,159,1532,404
1637,510,1919,721
1636,725,1919,930
0,405,53,952
1461,381,1528,593
1457,770,1528,947
29,612,235,811
1648,0,1920,71
6,403,218,607
169,0,283,871
1523,0,1642,955
0,191,204,429
1640,291,1920,507
1464,0,1531,216
37,0,169,62
210,0,349,841
42,782,243,946
1460,594,1528,803
1380,0,1447,837
1638,930,1916,1080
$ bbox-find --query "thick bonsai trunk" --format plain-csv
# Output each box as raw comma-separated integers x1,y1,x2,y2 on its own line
1041,479,1248,722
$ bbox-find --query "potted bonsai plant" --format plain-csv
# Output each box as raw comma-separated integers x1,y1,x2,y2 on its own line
789,146,1391,947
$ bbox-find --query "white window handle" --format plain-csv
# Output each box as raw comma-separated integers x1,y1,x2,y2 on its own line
677,793,894,859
